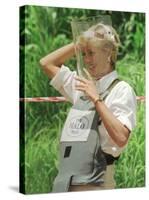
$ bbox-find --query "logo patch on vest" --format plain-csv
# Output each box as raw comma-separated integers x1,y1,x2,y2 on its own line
69,116,89,134
60,109,95,142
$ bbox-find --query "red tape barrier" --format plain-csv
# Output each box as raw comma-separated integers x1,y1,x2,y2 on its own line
20,97,67,102
20,96,145,103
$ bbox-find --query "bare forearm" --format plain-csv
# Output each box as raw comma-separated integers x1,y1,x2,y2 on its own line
39,43,75,79
95,101,130,147
40,43,75,67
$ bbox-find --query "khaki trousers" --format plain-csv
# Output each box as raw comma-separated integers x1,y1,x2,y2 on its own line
69,164,115,192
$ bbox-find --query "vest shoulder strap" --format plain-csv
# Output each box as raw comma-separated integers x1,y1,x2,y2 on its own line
102,78,121,101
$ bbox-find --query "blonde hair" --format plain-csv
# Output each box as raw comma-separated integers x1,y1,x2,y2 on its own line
78,23,120,68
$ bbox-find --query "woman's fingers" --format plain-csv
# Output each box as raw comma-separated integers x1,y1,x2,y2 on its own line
75,80,87,91
75,75,88,84
75,86,86,91
75,84,86,91
75,82,86,87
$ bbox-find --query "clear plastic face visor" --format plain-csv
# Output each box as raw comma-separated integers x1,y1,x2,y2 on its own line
71,15,116,81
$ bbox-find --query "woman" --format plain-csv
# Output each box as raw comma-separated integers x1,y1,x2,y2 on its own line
40,22,137,192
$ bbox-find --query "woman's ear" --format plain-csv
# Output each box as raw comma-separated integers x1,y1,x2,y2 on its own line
107,55,111,63
102,46,112,58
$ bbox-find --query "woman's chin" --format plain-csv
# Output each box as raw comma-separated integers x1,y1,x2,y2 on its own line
89,73,98,80
88,69,95,75
89,72,102,80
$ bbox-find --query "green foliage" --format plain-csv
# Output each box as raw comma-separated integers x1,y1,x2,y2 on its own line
20,5,145,194
115,103,145,188
117,13,145,62
116,55,145,96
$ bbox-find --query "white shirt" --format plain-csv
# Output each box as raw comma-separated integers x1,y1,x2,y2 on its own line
50,65,137,157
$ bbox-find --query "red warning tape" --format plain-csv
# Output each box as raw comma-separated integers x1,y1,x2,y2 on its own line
20,96,145,102
19,97,67,102
136,96,145,102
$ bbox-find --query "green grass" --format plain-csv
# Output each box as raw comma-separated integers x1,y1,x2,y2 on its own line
115,103,145,188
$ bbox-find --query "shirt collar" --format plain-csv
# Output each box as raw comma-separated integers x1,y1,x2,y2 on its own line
95,70,118,94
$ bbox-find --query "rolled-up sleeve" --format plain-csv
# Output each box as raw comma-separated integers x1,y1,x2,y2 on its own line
107,81,137,132
50,65,79,104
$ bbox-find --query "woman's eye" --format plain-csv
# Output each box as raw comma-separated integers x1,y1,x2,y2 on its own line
81,51,95,57
81,52,86,57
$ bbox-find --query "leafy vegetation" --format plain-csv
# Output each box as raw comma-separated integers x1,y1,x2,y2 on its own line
20,5,145,194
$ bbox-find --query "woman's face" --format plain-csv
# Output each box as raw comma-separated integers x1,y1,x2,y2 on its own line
80,43,112,79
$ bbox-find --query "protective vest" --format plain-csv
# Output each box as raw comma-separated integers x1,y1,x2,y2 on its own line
52,79,120,193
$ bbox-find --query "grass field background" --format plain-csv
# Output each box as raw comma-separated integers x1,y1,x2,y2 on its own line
20,6,145,194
